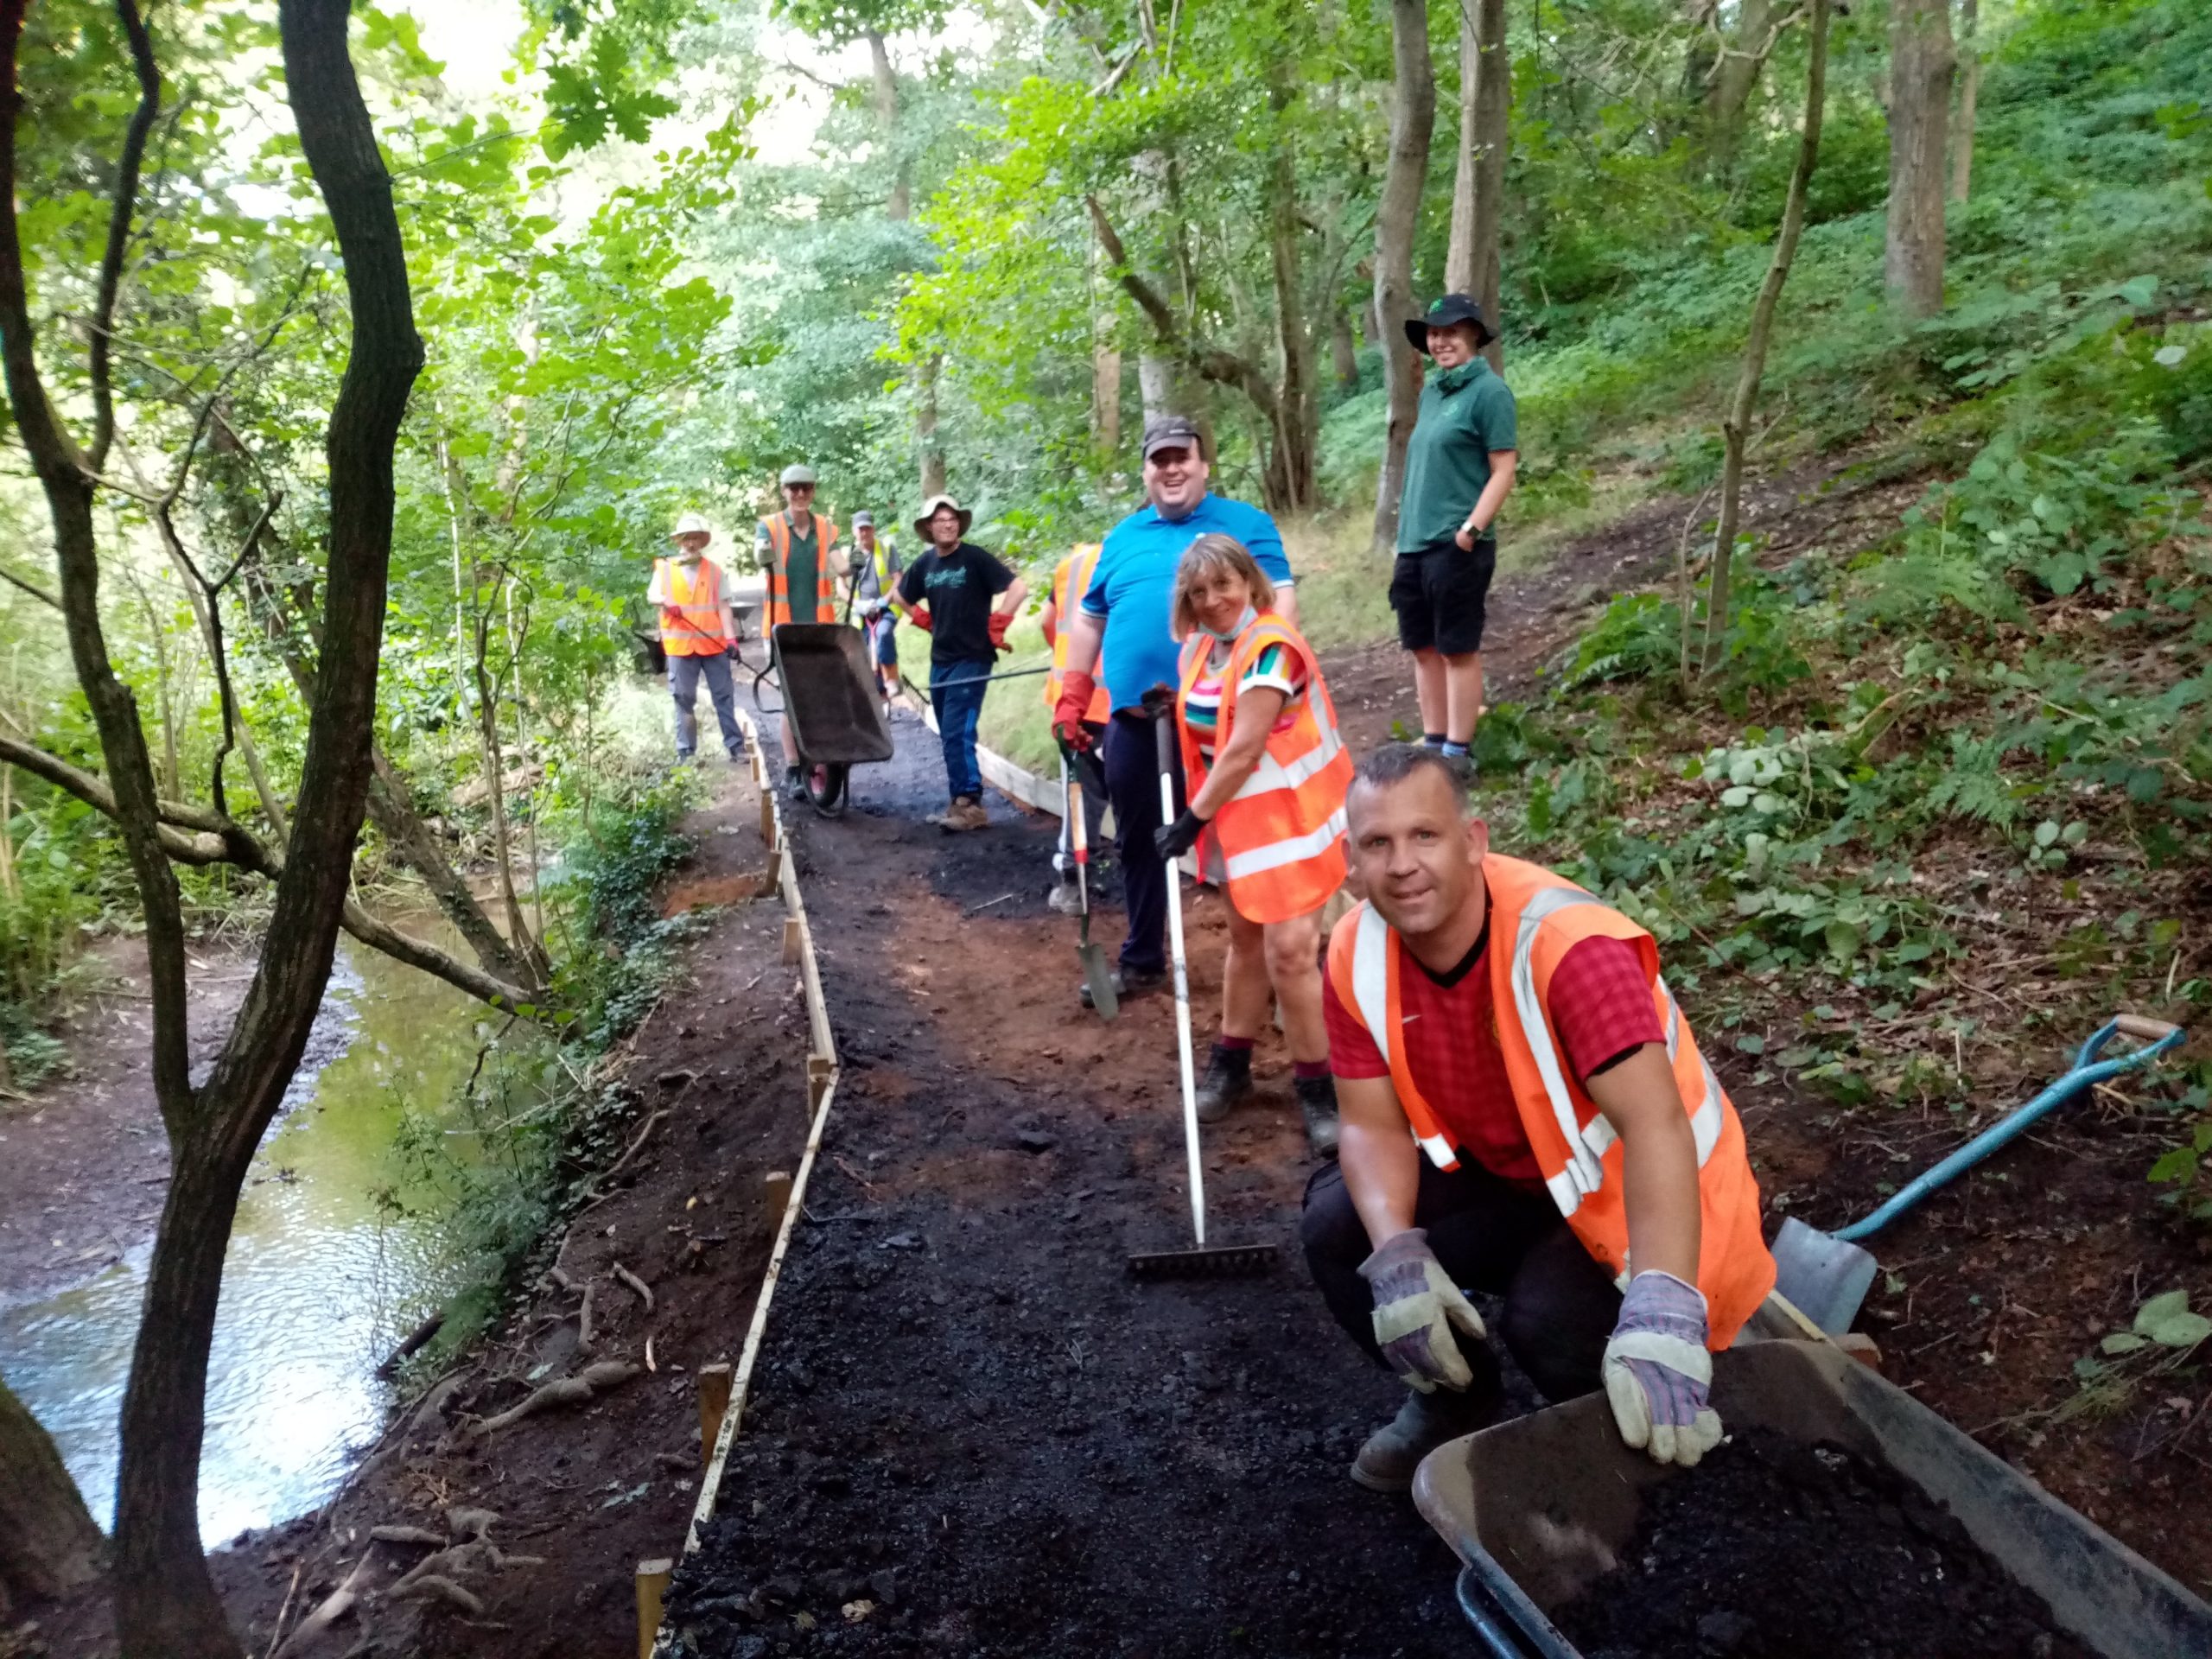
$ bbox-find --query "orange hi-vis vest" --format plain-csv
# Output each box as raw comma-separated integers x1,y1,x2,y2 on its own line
1044,544,1112,724
1174,613,1353,925
653,556,731,656
1324,854,1777,1347
761,512,838,628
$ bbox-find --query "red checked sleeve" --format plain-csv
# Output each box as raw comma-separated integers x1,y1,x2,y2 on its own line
1322,969,1390,1080
1546,935,1667,1084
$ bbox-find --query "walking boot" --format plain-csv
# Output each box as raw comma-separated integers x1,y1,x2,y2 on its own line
950,796,989,831
1350,1384,1502,1494
785,765,808,801
1192,1043,1254,1123
1295,1072,1341,1160
1047,880,1084,916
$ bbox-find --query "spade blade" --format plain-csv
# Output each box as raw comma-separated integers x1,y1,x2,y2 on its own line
1080,941,1118,1020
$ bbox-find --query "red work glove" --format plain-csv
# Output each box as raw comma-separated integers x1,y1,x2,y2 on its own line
1052,671,1098,752
910,607,933,633
987,612,1012,652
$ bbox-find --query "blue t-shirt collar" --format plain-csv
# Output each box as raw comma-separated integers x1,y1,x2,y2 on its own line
1144,491,1213,528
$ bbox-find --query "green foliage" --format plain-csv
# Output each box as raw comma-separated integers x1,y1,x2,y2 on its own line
2147,1081,2212,1229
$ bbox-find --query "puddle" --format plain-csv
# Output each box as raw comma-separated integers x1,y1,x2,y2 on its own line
0,922,508,1542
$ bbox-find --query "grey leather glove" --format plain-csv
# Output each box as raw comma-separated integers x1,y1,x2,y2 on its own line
1358,1228,1486,1393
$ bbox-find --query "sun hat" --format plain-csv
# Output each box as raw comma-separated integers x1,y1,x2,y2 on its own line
668,512,712,541
1403,293,1495,353
912,494,974,538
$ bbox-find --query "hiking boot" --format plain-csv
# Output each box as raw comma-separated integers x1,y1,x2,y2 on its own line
1078,966,1162,1007
1296,1073,1341,1160
785,766,809,801
950,797,989,831
1077,967,1123,1008
1193,1045,1255,1124
1350,1385,1503,1494
1047,880,1084,917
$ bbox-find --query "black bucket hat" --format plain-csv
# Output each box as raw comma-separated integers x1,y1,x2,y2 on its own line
1405,293,1494,353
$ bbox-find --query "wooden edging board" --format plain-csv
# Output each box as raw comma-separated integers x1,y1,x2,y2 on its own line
643,710,844,1654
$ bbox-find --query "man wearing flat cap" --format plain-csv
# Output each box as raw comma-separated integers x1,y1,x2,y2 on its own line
755,462,847,797
893,493,1026,832
1051,415,1298,1006
1393,295,1517,764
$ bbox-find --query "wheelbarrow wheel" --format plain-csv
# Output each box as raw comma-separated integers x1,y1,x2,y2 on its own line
805,761,849,818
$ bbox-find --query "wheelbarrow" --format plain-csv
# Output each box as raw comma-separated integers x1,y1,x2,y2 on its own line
1413,1339,2212,1659
756,622,893,818
1772,1013,2185,1335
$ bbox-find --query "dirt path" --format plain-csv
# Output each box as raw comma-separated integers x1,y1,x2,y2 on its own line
662,707,1473,1656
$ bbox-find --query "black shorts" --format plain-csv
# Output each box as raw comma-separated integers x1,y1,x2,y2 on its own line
1390,537,1497,656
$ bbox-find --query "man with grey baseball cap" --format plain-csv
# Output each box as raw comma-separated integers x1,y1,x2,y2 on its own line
1049,416,1300,1003
847,509,903,706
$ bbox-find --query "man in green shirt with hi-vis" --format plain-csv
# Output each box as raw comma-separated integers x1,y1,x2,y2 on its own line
1393,294,1518,763
755,462,846,798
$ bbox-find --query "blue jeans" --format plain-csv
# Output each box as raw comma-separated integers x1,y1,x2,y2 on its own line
668,650,742,758
930,658,989,802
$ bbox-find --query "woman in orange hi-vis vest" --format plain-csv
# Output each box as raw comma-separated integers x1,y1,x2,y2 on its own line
1154,534,1353,1157
1041,544,1112,915
1300,743,1776,1494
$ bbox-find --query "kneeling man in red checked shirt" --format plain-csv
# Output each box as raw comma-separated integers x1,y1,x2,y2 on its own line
1302,744,1775,1491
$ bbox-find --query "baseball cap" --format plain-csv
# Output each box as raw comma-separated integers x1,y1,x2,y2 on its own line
851,510,874,528
1141,415,1205,461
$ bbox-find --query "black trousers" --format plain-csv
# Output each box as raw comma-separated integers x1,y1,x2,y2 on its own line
1100,709,1183,977
1300,1156,1622,1406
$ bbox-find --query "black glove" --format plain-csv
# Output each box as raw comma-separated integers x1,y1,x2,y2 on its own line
1139,682,1177,720
1154,809,1207,861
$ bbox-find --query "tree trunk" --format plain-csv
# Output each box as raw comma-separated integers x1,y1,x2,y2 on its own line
1701,0,1830,677
1704,0,1776,172
918,353,946,497
1884,0,1952,316
1370,0,1434,555
1949,0,1978,203
1445,0,1507,327
0,1375,103,1607
106,2,426,1653
866,30,910,222
1329,304,1358,392
1090,242,1122,459
1266,66,1315,512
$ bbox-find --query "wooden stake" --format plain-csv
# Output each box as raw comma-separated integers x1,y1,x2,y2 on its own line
782,918,803,963
696,1363,734,1469
636,1559,673,1659
808,1054,833,1111
759,788,776,849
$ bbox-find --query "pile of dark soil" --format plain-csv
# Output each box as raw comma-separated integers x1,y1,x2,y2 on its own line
1553,1427,2093,1659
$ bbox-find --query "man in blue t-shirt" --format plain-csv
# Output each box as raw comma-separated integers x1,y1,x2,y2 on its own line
1052,415,1298,1002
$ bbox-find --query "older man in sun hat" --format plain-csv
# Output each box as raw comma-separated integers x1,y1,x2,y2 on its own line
648,512,745,763
892,493,1026,832
754,462,847,796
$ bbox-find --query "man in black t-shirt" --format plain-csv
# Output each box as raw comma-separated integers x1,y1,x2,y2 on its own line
891,494,1027,831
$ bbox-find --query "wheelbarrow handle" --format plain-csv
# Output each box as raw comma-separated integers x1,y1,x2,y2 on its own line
1832,1017,2186,1244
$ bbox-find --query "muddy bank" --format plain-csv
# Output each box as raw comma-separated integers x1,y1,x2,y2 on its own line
25,761,814,1659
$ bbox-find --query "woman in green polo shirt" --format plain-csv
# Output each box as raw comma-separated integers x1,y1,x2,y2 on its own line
1392,294,1518,762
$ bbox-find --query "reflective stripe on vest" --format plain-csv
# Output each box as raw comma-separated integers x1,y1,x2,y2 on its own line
1173,615,1351,924
656,557,728,654
763,513,837,628
1044,544,1112,722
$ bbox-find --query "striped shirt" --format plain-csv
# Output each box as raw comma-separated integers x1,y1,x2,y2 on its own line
1185,639,1304,765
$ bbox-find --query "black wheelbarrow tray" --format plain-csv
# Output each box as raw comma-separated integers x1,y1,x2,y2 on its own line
1411,1338,2212,1659
770,622,893,817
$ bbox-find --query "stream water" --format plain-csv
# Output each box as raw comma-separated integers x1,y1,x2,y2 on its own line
0,926,498,1543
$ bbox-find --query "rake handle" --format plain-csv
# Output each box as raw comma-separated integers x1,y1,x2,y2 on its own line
1157,708,1205,1249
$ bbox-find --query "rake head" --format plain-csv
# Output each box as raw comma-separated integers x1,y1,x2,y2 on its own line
1126,1243,1279,1280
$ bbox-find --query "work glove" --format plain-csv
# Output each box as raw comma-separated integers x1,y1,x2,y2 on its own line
1358,1229,1486,1394
1139,682,1176,721
1052,672,1098,752
910,607,933,633
1603,1269,1724,1468
1154,809,1207,862
859,597,887,621
987,612,1012,651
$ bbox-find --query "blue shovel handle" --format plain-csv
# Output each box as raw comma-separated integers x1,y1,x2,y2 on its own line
1831,1014,2185,1244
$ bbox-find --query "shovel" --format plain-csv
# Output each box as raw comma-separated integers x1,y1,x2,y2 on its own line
1061,749,1118,1020
1127,709,1275,1280
1773,1013,2184,1335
